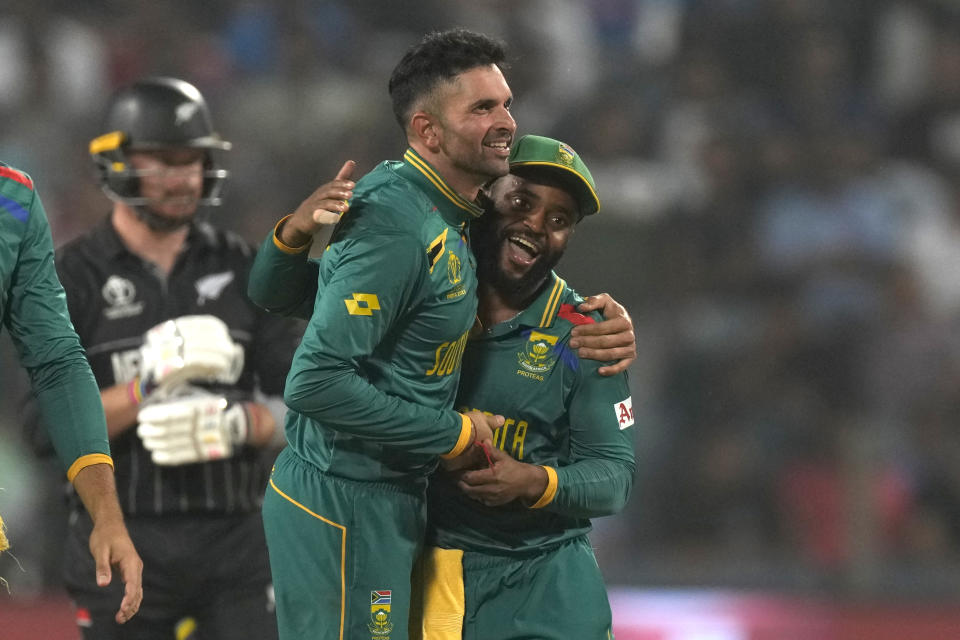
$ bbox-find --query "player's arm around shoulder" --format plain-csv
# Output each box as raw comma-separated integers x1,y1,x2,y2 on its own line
570,292,637,375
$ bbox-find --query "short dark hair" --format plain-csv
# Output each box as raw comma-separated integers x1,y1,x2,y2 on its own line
388,28,508,130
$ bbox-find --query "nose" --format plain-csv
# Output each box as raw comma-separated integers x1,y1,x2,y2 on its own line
496,105,516,135
162,164,203,186
522,207,546,233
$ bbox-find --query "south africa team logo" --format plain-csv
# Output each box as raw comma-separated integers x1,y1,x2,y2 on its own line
518,330,559,374
369,590,393,639
557,143,577,166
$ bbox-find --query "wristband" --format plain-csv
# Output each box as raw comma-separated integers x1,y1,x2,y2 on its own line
128,376,146,405
273,215,313,254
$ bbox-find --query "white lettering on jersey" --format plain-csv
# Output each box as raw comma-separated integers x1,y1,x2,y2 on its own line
615,397,634,429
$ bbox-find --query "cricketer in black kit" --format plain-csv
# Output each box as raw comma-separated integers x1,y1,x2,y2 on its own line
25,77,299,639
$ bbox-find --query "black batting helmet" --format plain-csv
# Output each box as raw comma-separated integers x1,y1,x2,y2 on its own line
90,77,231,207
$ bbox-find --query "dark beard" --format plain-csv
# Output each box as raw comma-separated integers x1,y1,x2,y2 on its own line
476,235,560,303
134,205,194,232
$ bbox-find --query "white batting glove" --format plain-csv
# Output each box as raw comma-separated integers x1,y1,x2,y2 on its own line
139,315,244,394
137,392,249,465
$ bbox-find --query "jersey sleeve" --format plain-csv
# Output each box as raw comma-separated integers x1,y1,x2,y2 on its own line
5,186,112,480
246,218,319,319
532,366,636,518
283,227,466,456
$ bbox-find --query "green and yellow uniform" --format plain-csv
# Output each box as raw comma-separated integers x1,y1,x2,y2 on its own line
0,163,112,480
417,273,636,640
251,149,482,640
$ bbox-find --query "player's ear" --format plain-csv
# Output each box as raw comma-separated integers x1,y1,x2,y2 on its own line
411,112,441,152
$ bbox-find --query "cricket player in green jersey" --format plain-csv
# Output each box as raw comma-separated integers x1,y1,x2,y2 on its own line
414,135,636,640
248,133,636,640
256,29,512,640
0,162,142,623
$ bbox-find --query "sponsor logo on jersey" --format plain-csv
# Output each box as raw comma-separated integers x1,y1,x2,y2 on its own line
368,590,393,639
102,275,144,319
517,330,559,377
195,270,234,305
616,396,634,429
345,293,380,316
426,329,469,377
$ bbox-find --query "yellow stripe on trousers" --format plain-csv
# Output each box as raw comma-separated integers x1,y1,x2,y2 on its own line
269,477,347,640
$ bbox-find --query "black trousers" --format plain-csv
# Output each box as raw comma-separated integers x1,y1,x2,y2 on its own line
64,509,277,640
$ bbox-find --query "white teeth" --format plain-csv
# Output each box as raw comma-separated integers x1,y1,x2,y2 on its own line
510,236,537,252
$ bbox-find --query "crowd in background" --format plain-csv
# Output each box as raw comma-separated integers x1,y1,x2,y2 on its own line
4,0,960,601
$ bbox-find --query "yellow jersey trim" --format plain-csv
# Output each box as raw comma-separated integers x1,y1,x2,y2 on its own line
441,414,474,459
66,453,114,483
538,277,566,328
272,214,313,255
269,477,347,640
404,150,482,217
417,547,465,639
529,466,558,509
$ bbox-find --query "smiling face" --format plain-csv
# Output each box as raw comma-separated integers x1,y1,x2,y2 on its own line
420,64,516,196
475,172,578,299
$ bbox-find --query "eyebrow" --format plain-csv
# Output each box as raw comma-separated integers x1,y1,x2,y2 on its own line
508,186,575,217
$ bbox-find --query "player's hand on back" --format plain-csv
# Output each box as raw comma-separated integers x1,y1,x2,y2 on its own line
278,160,356,248
570,292,636,376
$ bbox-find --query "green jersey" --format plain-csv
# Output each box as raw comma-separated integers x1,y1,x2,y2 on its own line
253,149,482,486
426,273,637,555
0,163,111,479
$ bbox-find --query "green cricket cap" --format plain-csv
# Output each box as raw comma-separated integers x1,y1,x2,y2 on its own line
508,134,600,216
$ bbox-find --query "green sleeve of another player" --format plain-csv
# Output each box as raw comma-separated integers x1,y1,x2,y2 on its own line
284,228,464,455
6,185,111,478
536,367,637,518
247,221,319,319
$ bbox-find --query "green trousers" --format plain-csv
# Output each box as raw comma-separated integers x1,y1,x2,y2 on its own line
263,448,425,640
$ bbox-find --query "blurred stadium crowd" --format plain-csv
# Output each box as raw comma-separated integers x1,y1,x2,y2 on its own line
4,0,960,602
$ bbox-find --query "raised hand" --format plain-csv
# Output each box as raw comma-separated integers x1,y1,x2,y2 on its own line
278,160,356,248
